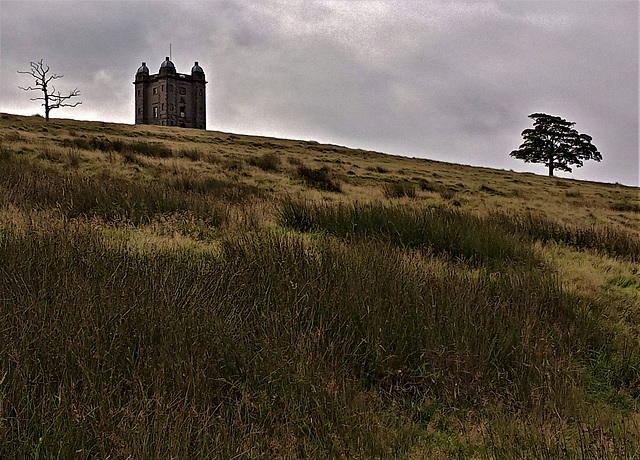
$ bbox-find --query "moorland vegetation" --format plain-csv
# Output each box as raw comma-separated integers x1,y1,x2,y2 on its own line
1,113,639,458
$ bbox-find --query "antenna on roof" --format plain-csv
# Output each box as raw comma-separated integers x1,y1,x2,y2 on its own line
170,43,172,61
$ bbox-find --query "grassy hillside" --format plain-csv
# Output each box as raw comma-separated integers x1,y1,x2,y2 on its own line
1,113,639,458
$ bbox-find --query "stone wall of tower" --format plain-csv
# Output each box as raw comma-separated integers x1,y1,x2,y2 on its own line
134,72,148,125
134,59,207,130
192,78,206,130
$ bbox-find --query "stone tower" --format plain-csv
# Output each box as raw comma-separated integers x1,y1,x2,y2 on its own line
134,57,207,129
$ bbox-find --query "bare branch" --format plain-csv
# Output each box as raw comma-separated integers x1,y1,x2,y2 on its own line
17,59,81,121
50,89,82,109
59,101,82,108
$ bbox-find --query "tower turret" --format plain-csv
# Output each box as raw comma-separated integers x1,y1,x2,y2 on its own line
159,57,176,75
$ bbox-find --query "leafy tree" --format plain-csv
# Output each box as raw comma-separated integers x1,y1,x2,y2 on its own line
18,59,81,121
511,113,601,177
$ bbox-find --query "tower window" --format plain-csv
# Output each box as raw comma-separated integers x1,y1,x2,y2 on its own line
153,87,158,95
180,107,185,118
153,106,158,118
179,87,186,95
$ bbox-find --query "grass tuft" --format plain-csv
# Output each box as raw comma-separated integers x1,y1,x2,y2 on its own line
382,181,417,199
247,152,281,171
295,165,342,192
0,141,11,161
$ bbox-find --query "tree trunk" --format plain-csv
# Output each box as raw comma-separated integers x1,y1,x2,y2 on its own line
44,86,50,121
548,160,554,177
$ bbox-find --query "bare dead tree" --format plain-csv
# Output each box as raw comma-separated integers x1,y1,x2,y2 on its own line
18,59,81,121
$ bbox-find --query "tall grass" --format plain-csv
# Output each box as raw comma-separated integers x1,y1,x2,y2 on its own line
0,224,596,457
279,201,640,264
295,165,342,192
3,222,636,457
487,210,640,262
247,151,281,171
62,136,173,158
277,201,640,402
0,157,258,225
382,181,417,199
0,141,11,161
279,201,539,268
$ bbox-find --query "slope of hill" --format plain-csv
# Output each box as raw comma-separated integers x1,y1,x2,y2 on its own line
1,113,639,458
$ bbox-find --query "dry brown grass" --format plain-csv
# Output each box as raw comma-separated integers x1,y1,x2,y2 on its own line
1,113,639,458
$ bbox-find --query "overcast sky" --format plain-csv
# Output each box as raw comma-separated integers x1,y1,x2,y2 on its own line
1,1,638,186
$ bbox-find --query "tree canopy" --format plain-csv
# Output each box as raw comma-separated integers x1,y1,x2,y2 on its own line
510,113,601,177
